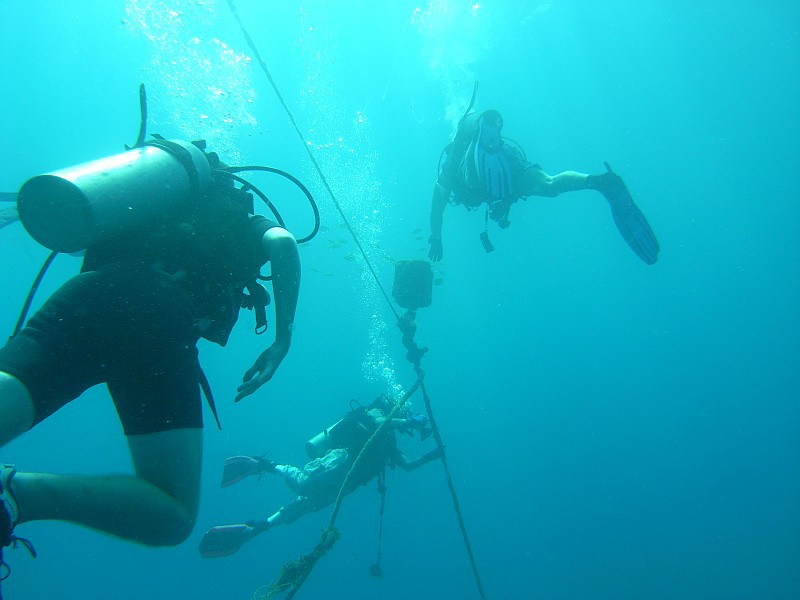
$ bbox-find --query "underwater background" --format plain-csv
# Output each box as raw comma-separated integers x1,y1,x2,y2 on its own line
1,1,798,598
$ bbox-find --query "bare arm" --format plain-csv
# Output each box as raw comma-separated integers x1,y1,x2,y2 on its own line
235,227,301,402
430,183,448,239
371,415,414,430
394,447,441,472
428,183,449,261
263,227,300,348
368,408,429,435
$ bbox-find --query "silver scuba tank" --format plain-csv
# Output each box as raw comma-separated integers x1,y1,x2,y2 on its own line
305,419,347,460
17,139,212,253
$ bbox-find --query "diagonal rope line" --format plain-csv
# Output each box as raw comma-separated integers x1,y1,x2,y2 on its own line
226,3,487,598
225,0,399,322
418,373,487,599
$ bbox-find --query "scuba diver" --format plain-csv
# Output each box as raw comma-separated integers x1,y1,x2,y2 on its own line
428,107,660,264
198,396,440,558
0,87,312,582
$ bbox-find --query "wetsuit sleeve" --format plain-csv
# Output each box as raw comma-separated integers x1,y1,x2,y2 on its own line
249,216,281,263
249,215,280,237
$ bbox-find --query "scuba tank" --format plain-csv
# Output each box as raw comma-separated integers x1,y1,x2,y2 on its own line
306,396,398,459
8,83,321,345
305,418,349,460
17,139,212,253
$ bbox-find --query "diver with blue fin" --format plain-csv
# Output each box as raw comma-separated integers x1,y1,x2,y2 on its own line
428,101,659,265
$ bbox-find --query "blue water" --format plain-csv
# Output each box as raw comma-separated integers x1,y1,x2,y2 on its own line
1,1,798,598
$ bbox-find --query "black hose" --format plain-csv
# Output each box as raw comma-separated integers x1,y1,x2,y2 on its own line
132,83,148,148
10,251,59,341
220,165,320,244
458,81,479,126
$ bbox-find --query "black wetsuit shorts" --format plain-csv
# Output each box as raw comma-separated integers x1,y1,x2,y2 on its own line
0,263,203,435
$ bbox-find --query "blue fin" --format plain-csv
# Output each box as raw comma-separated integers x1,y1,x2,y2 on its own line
468,120,514,199
600,163,659,265
478,149,513,199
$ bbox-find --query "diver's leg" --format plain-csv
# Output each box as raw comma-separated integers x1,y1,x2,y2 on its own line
547,171,591,194
275,464,307,494
266,496,316,527
197,496,312,558
518,166,591,197
264,508,293,527
198,488,337,558
0,372,34,446
10,427,201,546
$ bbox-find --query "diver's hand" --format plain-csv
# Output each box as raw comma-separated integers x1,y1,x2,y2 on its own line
428,236,443,262
406,415,429,431
236,341,289,402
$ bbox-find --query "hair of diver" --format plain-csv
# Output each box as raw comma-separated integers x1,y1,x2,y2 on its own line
457,81,479,127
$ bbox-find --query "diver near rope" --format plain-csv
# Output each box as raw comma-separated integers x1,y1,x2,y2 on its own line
428,100,660,264
198,395,439,558
0,85,316,589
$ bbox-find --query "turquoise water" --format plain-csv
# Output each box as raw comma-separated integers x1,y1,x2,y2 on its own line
1,1,798,598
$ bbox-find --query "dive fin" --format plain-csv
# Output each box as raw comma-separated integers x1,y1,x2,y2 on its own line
198,523,257,558
598,162,660,265
221,455,265,488
479,150,513,199
467,118,513,200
